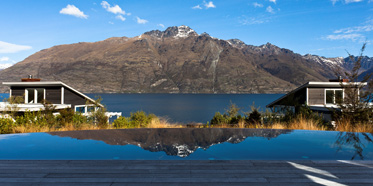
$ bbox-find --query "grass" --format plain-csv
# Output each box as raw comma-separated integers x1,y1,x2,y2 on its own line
4,120,373,134
208,116,372,133
8,118,183,134
1,111,372,134
146,118,183,128
268,123,285,129
12,123,103,133
286,116,326,131
335,120,373,133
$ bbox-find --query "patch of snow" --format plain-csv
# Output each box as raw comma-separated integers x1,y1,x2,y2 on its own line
174,25,196,38
0,63,13,70
304,55,345,67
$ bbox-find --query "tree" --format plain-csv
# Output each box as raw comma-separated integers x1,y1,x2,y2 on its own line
333,43,373,127
89,96,108,129
246,109,261,124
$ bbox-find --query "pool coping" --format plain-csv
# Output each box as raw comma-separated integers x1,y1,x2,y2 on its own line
0,160,372,185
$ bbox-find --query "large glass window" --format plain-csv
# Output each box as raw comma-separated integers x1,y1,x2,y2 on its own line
36,88,44,103
26,89,35,103
335,90,343,103
25,88,45,104
325,89,343,104
326,90,334,104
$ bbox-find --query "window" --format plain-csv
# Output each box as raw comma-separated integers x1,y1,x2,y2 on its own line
335,90,343,103
25,88,45,104
27,89,35,103
87,106,95,112
74,105,98,114
325,89,343,104
75,106,86,113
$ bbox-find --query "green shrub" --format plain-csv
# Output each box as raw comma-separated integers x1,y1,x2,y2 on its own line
246,109,261,124
147,113,157,121
72,113,86,129
113,116,130,128
95,108,109,129
16,111,37,127
87,108,108,129
57,109,74,126
210,112,227,125
0,118,15,134
281,108,296,125
262,109,280,127
130,111,151,128
210,103,245,126
113,112,158,128
226,103,240,119
229,115,243,125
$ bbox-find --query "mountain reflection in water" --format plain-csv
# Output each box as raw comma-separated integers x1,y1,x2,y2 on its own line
49,128,292,158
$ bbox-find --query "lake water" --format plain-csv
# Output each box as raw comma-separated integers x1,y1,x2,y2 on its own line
87,94,283,123
0,93,283,123
0,129,372,160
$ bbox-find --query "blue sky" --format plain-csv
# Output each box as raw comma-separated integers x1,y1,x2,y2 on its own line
0,0,372,68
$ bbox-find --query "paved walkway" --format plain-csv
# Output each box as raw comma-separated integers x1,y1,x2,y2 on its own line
0,160,372,185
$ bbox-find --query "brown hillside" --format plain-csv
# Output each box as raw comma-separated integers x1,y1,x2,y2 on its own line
0,26,335,93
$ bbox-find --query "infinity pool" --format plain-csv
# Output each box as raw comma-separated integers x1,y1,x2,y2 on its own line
0,129,372,160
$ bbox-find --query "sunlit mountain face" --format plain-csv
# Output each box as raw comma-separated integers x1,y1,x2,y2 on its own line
2,25,371,94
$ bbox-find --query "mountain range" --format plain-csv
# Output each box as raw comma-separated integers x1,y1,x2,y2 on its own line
0,25,371,93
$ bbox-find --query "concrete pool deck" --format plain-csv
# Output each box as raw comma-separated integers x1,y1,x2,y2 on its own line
0,160,372,185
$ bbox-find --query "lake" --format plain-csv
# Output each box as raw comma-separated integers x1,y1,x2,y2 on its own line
87,94,283,123
0,93,282,123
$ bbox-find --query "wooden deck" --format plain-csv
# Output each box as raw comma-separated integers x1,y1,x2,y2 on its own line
0,160,372,185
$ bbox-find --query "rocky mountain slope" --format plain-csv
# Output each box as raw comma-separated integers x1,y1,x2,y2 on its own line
0,25,371,93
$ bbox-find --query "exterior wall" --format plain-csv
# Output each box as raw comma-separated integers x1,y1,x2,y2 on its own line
275,88,307,106
10,87,25,97
308,88,324,105
296,88,307,105
64,88,89,109
10,86,62,104
45,87,62,104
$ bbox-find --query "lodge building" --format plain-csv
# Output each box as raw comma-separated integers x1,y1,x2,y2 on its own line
0,76,121,119
266,79,368,121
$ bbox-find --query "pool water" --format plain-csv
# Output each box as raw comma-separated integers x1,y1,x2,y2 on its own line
0,128,372,160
